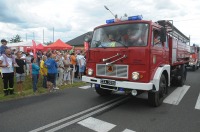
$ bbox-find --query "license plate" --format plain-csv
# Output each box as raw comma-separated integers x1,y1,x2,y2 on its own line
100,79,116,86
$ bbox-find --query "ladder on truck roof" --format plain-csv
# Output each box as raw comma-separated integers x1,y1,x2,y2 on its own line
157,20,190,44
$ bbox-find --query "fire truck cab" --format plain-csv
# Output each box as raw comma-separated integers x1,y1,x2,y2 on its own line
82,15,190,107
187,44,200,71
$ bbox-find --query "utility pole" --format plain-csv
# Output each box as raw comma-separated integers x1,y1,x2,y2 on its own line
53,27,54,42
43,29,44,44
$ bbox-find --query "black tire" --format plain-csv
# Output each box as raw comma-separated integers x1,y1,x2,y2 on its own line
177,65,187,86
192,65,196,71
197,64,199,70
95,86,112,96
148,74,167,107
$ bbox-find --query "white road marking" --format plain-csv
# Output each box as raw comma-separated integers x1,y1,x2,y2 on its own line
163,85,190,105
45,97,130,132
78,117,116,132
29,96,125,132
195,93,200,110
79,85,92,89
122,129,136,132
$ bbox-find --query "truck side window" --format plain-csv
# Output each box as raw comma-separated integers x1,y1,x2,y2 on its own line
153,30,162,46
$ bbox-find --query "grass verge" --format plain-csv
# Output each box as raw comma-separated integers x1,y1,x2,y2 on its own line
0,75,87,102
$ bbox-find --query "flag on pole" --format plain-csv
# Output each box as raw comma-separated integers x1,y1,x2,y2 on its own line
32,40,37,58
84,42,89,51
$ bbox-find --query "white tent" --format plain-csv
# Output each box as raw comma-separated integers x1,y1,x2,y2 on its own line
6,40,46,52
7,40,43,47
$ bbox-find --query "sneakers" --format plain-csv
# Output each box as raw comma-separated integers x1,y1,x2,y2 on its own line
53,87,59,90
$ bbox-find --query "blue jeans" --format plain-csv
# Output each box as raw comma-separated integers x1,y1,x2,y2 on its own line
32,74,39,92
53,73,57,87
43,75,47,88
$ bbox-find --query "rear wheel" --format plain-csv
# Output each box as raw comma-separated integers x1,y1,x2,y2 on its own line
95,86,112,96
197,63,199,70
177,65,187,86
192,65,196,71
148,74,167,107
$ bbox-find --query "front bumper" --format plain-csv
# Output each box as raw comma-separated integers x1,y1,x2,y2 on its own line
188,62,196,67
82,76,153,91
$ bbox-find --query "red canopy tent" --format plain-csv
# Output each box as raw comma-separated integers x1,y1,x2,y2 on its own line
46,39,72,50
36,43,45,50
27,43,46,52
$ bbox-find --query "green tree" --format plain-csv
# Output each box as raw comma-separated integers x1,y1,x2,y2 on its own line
10,34,22,43
44,41,53,45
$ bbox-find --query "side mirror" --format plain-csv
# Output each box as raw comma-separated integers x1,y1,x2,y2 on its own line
84,35,92,42
160,27,166,43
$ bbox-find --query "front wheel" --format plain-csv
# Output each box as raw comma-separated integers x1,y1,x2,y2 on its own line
148,74,167,107
192,65,196,71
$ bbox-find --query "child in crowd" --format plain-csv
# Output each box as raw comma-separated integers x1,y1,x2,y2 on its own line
15,51,26,95
40,55,48,88
0,39,18,67
30,58,40,94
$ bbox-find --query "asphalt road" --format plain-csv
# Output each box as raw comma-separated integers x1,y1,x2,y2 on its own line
0,68,200,132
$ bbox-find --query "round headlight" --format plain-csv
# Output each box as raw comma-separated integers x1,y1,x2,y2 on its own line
132,72,140,80
88,68,93,76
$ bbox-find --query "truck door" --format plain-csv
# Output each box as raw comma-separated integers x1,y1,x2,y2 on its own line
150,29,166,79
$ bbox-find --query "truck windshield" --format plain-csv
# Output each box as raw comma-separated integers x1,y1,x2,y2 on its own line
190,46,195,53
91,23,149,48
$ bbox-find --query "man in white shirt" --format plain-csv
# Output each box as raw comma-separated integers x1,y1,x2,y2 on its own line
0,48,15,96
77,51,86,79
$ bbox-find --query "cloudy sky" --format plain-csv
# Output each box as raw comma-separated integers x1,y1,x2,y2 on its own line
0,0,200,44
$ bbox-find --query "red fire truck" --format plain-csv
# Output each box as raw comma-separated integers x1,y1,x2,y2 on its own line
82,15,190,107
187,44,199,71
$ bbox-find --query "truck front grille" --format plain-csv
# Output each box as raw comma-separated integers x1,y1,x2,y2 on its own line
96,64,128,78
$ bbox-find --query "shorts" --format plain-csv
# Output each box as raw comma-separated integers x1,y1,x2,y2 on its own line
70,65,76,72
16,73,25,82
47,73,56,83
79,66,85,73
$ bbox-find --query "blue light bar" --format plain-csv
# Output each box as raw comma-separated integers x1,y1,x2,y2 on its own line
128,15,143,21
106,19,115,24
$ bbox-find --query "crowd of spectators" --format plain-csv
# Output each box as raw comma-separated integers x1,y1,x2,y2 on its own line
0,39,86,96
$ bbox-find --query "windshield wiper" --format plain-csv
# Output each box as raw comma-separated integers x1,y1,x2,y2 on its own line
93,40,106,48
116,40,128,48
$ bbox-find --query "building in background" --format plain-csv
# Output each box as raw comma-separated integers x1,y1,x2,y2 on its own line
67,31,92,50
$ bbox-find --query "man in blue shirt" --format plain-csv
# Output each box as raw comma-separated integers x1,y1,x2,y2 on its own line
45,53,58,92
